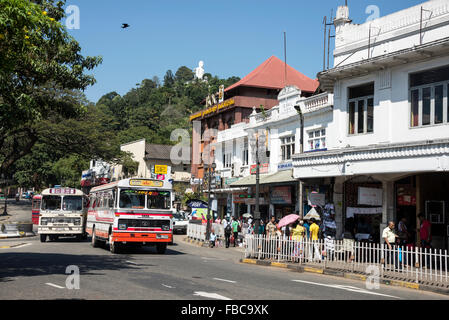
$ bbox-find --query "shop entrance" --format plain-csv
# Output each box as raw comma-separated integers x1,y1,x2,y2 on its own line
395,173,449,250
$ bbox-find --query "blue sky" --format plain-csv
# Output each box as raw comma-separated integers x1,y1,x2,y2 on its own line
67,0,425,103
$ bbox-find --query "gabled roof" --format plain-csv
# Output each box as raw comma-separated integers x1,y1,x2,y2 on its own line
144,144,172,160
225,56,319,93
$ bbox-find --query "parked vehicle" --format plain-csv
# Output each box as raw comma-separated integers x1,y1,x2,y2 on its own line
172,213,188,234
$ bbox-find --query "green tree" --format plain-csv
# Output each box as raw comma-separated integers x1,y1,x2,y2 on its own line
0,0,102,176
175,66,194,83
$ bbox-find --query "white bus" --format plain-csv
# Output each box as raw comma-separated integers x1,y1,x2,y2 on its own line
38,188,88,242
86,178,173,254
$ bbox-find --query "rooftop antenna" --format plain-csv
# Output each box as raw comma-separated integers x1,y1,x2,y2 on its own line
284,31,287,86
327,9,335,69
323,16,327,71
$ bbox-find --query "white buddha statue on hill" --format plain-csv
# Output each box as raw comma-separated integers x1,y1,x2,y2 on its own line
195,61,205,80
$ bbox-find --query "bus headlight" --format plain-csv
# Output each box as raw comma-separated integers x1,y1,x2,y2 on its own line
73,218,81,225
162,224,170,231
40,218,48,225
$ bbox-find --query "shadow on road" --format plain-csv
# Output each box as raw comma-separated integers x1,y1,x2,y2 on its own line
0,251,140,281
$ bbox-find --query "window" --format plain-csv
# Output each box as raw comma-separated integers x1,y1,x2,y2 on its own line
242,141,249,166
281,135,295,161
348,83,375,135
307,129,326,151
223,152,232,168
147,191,171,209
119,189,146,209
42,196,61,211
62,196,83,211
410,66,449,127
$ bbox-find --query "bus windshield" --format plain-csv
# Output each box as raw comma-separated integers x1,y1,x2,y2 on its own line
147,191,171,209
62,196,83,211
119,189,171,210
42,195,61,211
119,189,146,209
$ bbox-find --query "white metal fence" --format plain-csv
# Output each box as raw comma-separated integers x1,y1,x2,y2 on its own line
244,234,449,286
187,223,225,242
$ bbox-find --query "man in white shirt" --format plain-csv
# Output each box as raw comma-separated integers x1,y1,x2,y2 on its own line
382,221,397,249
382,221,398,271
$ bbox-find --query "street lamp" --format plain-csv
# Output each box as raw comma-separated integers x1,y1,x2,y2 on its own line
253,134,270,235
205,162,216,241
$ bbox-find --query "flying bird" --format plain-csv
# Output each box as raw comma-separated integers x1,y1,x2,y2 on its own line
121,23,130,29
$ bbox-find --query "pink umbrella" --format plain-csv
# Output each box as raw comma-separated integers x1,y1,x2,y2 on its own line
278,214,300,228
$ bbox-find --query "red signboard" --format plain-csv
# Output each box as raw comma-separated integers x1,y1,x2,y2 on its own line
250,163,269,175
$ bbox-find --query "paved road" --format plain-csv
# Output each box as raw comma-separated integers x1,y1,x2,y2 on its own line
0,234,448,300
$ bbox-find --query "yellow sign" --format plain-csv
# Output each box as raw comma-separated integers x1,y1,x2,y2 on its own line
129,179,164,187
154,165,168,174
189,98,235,121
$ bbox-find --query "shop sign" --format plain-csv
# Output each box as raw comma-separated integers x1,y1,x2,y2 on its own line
308,192,326,207
129,179,163,188
245,198,266,205
189,98,235,121
225,177,238,186
233,192,252,203
397,195,416,206
250,163,269,175
358,187,382,206
154,165,168,174
277,162,292,171
270,186,292,205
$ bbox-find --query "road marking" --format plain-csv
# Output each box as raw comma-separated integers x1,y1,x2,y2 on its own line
292,280,401,299
201,257,223,261
213,277,236,284
162,284,174,288
126,260,138,265
193,291,232,300
46,283,65,289
13,243,32,249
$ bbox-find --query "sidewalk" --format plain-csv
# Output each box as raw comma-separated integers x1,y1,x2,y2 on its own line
182,236,245,260
0,200,36,239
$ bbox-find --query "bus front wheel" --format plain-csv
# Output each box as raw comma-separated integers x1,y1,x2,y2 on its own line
156,243,167,254
40,234,47,243
109,235,120,254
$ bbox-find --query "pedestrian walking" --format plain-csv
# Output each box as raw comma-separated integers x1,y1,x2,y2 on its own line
418,213,432,248
292,220,306,262
232,217,240,247
382,221,398,270
308,219,321,261
258,220,265,235
265,216,278,259
224,221,232,248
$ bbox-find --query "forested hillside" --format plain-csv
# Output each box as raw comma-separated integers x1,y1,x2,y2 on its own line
12,65,239,189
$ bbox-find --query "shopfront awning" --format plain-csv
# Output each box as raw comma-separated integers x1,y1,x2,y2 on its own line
229,169,297,187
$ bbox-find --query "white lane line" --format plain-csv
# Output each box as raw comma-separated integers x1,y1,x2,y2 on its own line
126,260,138,265
13,243,32,249
292,280,401,299
162,284,175,289
201,257,223,261
45,283,65,289
193,291,232,300
213,278,236,284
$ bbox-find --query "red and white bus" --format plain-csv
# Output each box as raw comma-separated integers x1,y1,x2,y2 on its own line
86,178,173,254
31,194,42,225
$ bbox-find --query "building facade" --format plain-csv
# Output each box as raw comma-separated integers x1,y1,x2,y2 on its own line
293,1,449,248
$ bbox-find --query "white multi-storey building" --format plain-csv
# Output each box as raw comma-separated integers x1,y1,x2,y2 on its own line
293,1,449,248
214,86,334,221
